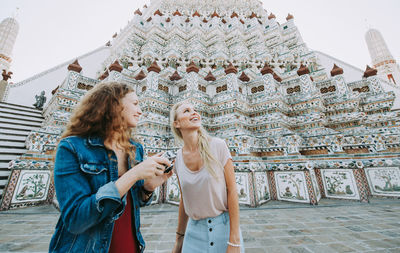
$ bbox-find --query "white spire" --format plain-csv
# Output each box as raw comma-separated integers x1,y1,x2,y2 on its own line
365,28,400,86
365,29,393,66
0,15,19,72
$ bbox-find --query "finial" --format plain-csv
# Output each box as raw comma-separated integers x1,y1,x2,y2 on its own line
204,71,216,81
260,63,274,75
186,61,200,73
134,70,146,80
67,59,82,73
170,70,182,81
147,61,161,73
297,64,310,76
239,71,250,82
330,64,344,77
268,13,276,20
363,65,377,78
225,63,238,74
109,60,123,72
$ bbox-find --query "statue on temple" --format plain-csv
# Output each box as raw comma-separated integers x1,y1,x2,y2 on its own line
33,91,46,110
2,69,13,81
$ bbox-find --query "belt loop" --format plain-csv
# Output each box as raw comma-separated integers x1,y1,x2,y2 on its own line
223,212,229,224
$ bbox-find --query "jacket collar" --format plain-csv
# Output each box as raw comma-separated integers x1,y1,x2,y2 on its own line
87,136,105,147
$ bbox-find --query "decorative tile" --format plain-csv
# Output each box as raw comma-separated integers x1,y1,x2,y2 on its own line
365,167,400,197
11,170,51,203
321,169,360,200
275,171,310,203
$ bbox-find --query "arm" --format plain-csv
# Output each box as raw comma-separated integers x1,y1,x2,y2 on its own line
224,159,241,251
172,174,188,253
54,140,124,234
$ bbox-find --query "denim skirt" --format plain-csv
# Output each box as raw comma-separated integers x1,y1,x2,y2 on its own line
182,212,244,253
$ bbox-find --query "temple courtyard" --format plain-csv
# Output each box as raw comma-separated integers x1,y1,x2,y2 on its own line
0,198,399,253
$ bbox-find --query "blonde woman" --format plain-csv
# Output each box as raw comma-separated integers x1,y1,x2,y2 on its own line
170,102,244,253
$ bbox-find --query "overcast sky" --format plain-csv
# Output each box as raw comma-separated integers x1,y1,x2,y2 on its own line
1,0,400,83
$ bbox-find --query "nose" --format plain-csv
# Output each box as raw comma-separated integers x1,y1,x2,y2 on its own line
137,106,142,115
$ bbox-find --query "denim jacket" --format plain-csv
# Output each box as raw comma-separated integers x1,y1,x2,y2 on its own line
49,136,152,253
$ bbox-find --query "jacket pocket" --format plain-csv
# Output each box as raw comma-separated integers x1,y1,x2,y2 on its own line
80,163,108,175
80,163,109,191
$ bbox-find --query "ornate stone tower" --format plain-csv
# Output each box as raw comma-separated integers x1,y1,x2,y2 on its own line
0,16,19,73
1,0,399,210
365,28,400,86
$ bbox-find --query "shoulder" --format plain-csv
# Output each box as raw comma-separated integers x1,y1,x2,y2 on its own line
130,140,144,151
210,137,227,147
58,136,86,149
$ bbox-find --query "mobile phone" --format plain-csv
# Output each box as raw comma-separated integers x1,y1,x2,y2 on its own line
161,151,176,173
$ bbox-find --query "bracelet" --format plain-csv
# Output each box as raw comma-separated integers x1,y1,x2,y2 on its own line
142,188,153,195
176,231,185,237
227,241,241,247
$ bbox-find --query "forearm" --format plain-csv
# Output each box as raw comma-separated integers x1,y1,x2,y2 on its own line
115,169,139,197
227,189,240,243
176,197,189,236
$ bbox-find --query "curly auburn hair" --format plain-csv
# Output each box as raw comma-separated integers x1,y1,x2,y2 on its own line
62,81,136,161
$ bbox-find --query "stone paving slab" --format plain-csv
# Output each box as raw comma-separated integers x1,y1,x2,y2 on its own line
0,198,399,252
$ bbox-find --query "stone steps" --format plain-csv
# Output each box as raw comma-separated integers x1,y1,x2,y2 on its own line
0,134,27,142
0,141,25,148
1,128,32,136
0,102,44,202
0,147,27,154
0,111,43,122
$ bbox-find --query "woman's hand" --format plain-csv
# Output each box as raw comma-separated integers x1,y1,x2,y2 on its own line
171,235,184,253
142,153,173,191
115,153,170,197
132,153,171,181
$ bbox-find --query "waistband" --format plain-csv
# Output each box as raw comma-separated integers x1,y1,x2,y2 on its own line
190,212,229,226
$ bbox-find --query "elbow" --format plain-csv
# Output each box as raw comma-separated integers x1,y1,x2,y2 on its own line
65,221,89,235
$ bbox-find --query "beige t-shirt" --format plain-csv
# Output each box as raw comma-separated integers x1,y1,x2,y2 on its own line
174,137,232,220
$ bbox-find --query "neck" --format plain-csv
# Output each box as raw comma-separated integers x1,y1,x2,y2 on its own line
181,129,199,152
104,134,119,150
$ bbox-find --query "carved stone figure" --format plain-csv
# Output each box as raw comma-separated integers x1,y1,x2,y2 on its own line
33,91,46,109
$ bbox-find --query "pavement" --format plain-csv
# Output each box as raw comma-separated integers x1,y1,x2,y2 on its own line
0,198,399,253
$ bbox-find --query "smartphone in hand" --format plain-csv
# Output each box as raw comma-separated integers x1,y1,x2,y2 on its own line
161,151,176,173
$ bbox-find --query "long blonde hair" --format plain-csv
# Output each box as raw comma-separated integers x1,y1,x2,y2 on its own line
170,101,221,178
62,81,136,162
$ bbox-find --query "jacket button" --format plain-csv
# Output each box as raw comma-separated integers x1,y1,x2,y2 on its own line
209,228,212,232
208,220,211,223
210,242,214,246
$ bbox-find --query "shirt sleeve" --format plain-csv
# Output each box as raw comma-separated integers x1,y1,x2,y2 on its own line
217,138,232,167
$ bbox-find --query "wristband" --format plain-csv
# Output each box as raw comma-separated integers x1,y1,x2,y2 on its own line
176,231,185,237
142,187,153,195
227,241,241,247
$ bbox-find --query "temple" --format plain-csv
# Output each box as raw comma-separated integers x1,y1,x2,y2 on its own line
1,0,399,210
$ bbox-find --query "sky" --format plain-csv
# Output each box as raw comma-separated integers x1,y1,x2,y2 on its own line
1,0,400,83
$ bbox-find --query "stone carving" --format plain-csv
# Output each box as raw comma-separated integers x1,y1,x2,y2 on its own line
33,90,47,109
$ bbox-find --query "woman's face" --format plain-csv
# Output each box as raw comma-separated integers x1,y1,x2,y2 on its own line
174,103,201,131
121,92,142,128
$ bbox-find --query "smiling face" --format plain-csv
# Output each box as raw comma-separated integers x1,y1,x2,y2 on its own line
121,92,142,128
174,103,201,131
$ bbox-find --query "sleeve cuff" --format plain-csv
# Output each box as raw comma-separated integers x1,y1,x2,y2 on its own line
95,181,125,218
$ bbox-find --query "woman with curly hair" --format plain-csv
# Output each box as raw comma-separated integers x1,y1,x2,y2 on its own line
49,82,172,253
170,101,244,253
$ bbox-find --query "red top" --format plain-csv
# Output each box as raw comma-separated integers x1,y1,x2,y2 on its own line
109,193,138,253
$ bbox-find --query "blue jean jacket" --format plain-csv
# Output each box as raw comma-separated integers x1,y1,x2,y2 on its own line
49,136,152,253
